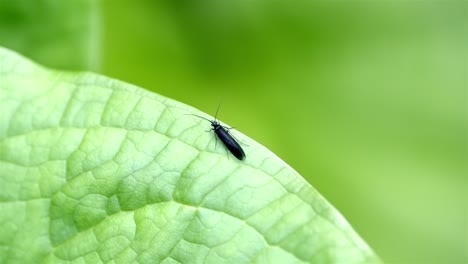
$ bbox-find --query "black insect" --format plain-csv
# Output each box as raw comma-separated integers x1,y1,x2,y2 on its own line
187,105,245,160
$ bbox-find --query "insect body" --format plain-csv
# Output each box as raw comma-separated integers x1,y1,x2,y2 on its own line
210,120,245,160
187,106,245,160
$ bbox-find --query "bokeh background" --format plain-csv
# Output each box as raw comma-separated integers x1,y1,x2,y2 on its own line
1,1,466,263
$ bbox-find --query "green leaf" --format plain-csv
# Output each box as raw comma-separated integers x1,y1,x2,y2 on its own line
0,0,100,71
0,47,380,263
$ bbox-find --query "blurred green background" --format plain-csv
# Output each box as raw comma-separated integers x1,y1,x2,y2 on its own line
1,0,466,263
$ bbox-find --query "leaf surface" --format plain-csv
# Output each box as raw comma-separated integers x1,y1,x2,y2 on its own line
0,47,380,263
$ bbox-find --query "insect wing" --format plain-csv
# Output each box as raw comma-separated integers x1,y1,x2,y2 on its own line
215,127,245,160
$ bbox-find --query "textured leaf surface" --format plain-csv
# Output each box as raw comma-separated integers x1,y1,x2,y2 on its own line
0,47,380,263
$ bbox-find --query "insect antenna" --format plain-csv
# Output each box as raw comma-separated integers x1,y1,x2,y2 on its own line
184,113,212,123
214,98,224,121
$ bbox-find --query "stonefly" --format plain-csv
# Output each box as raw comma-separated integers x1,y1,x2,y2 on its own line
186,105,245,160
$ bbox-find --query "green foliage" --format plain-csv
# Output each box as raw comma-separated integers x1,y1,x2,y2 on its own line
0,0,99,70
2,1,465,263
0,47,380,263
99,3,468,263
